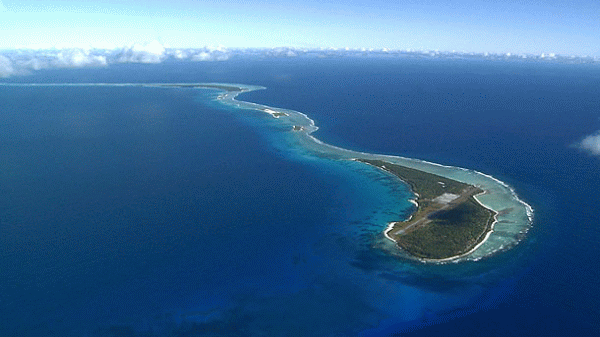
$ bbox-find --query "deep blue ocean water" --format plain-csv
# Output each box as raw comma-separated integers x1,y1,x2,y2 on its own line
1,57,599,336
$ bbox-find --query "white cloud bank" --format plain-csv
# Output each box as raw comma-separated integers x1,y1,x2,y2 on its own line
1,42,599,79
116,41,166,64
0,41,238,77
53,49,108,68
579,132,600,156
0,55,15,77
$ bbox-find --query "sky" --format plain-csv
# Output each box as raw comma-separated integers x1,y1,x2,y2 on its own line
0,0,599,56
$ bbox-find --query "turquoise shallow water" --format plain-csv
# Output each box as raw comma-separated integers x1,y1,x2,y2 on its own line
213,83,532,262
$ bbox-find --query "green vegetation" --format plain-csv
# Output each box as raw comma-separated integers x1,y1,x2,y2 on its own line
357,159,496,260
358,159,469,198
396,198,495,259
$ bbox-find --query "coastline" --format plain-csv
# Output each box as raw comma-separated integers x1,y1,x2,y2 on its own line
383,203,498,263
1,82,532,262
211,82,532,262
358,158,499,262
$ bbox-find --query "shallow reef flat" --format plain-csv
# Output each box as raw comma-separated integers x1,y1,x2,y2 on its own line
211,83,533,263
356,159,497,261
0,82,533,262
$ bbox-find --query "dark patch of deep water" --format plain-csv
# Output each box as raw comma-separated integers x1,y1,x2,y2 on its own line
1,58,599,336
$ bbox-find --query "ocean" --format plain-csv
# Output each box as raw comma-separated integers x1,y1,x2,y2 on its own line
0,57,599,336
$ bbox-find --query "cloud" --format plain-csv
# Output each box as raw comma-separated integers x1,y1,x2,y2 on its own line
0,44,599,79
191,52,213,61
0,55,15,77
266,47,300,58
115,41,166,64
0,48,108,75
579,132,600,156
170,49,188,60
14,57,48,71
0,1,7,12
189,46,230,61
0,43,168,77
52,49,108,68
191,51,229,61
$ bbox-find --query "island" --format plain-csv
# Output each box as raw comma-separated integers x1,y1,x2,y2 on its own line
261,108,289,118
162,83,499,261
356,159,497,261
0,82,531,262
150,83,499,261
